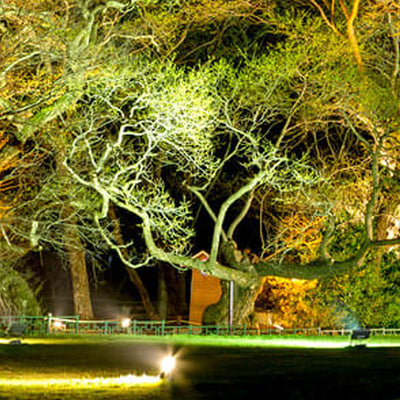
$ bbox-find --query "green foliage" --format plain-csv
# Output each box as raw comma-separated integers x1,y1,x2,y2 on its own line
328,222,365,260
357,73,399,125
0,264,41,316
312,253,400,328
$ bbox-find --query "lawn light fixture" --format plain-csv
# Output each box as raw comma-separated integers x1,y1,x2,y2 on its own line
350,329,371,347
121,318,131,329
160,355,176,379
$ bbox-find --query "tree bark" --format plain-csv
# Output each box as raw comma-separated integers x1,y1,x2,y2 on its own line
164,265,187,320
157,266,168,319
203,241,264,324
156,264,187,321
65,225,93,319
202,278,264,325
56,149,93,320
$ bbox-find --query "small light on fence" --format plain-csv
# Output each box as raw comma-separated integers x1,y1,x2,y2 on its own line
272,324,284,331
121,318,131,329
53,320,64,329
160,355,176,378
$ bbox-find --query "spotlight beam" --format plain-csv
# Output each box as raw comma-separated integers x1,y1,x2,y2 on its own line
0,375,162,388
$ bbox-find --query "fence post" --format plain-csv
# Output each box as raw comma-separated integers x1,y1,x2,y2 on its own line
133,320,137,335
161,320,165,336
75,315,80,335
46,314,52,335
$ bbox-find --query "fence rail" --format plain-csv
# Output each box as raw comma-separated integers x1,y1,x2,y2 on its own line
0,315,399,337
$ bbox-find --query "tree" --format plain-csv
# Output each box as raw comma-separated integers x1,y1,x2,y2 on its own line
0,135,101,318
63,44,399,324
0,0,154,318
0,130,43,315
1,0,198,319
2,0,399,324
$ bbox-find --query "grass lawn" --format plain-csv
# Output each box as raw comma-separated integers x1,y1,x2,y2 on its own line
1,333,398,347
0,335,399,399
0,336,167,399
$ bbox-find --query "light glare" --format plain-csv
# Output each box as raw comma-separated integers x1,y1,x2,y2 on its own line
160,355,176,375
53,321,64,329
121,318,131,328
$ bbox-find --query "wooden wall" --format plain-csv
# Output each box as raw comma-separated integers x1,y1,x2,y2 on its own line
189,269,221,325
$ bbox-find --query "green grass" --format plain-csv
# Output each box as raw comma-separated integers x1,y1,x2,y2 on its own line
0,338,167,399
0,384,165,400
2,333,397,348
0,377,164,400
143,333,400,348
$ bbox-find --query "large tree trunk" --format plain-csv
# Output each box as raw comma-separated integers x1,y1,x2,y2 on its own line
164,265,187,320
202,278,264,325
203,242,264,324
157,266,168,319
157,264,188,321
65,224,93,319
56,149,93,320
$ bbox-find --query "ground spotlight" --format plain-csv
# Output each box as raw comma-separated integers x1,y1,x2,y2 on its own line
160,355,176,379
349,329,371,347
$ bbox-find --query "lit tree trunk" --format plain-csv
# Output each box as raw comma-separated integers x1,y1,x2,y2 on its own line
203,278,264,325
203,241,264,325
157,266,168,319
56,150,93,320
65,223,93,319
